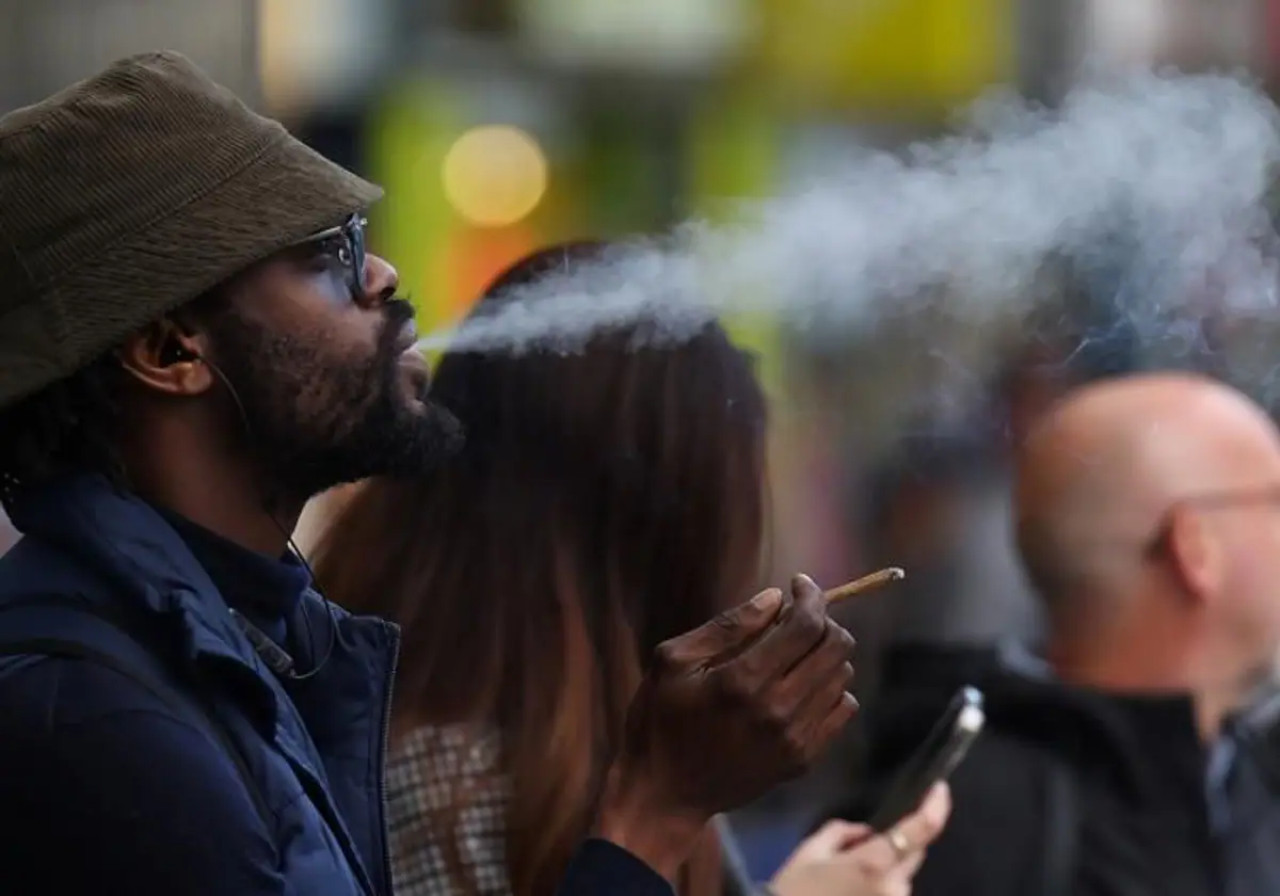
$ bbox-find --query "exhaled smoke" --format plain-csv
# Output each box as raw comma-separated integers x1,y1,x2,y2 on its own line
418,72,1280,359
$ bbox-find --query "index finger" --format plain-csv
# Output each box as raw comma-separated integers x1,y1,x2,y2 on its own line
900,782,951,848
797,820,871,859
887,782,951,856
712,574,828,681
851,783,952,876
659,587,786,669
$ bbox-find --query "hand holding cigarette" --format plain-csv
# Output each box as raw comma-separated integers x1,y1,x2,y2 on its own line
599,569,905,876
603,575,858,878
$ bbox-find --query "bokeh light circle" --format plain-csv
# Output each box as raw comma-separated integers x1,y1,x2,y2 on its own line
441,125,549,228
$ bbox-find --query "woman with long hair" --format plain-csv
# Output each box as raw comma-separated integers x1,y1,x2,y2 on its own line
313,242,948,896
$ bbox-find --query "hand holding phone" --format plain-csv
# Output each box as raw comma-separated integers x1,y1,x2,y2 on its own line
868,686,984,832
769,784,951,896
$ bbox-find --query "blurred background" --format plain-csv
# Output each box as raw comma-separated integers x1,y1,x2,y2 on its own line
2,0,1279,879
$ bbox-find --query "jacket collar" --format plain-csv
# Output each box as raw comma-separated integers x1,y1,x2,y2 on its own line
9,473,283,722
9,474,401,895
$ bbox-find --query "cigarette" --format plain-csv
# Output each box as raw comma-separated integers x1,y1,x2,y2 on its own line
824,567,906,604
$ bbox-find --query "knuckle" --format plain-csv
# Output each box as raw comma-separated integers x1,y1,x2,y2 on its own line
783,724,811,764
792,606,825,644
790,574,821,601
919,806,947,841
822,820,863,844
711,609,738,632
861,846,896,877
815,620,853,660
836,692,860,725
812,695,857,746
651,640,681,674
836,623,857,654
751,692,796,738
713,667,751,703
815,674,843,705
761,695,793,732
839,661,855,688
815,819,845,837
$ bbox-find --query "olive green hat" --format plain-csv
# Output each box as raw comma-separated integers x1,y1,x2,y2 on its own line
0,50,383,408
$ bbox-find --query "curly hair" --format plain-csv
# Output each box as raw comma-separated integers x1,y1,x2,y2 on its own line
0,353,130,514
0,285,237,517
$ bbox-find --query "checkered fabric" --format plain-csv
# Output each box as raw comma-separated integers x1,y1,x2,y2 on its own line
386,724,512,895
386,725,760,896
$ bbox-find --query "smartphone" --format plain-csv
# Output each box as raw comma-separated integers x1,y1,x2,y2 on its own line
867,685,985,832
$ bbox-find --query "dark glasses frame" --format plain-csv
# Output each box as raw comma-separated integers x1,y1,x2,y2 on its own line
287,213,368,299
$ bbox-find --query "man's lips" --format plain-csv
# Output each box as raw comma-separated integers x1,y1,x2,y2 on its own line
399,350,431,373
394,321,419,355
395,322,432,391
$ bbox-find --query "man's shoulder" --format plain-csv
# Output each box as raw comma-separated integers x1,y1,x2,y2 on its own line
0,645,184,732
948,725,1059,811
0,660,288,896
0,534,105,602
884,734,1072,896
0,537,151,726
832,723,1052,823
0,534,47,581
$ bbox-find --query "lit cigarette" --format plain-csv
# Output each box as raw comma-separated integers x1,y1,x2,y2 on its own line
824,567,906,604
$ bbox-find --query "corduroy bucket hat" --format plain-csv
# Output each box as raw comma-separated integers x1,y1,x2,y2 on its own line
0,50,383,409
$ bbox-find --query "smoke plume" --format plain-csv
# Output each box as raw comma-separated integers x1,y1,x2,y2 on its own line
419,73,1280,369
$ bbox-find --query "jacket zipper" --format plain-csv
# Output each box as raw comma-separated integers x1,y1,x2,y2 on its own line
376,620,401,896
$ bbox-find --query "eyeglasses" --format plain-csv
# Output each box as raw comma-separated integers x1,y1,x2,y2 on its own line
1144,486,1280,556
287,213,368,299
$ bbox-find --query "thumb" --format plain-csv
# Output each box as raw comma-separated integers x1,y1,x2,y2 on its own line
669,588,785,665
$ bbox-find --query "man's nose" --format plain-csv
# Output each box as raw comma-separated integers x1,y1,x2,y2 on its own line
360,253,400,306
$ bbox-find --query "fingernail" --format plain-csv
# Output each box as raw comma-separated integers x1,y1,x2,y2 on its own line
792,573,816,590
751,588,783,608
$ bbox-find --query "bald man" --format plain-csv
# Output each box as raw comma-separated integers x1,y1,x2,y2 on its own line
1018,373,1280,738
830,373,1280,896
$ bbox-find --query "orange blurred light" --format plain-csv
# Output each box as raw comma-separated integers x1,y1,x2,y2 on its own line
445,225,539,319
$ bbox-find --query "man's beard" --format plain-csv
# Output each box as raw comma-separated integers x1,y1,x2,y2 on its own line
205,299,463,503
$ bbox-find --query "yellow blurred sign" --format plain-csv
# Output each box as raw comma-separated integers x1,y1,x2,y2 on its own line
366,79,460,331
366,80,548,337
753,0,1014,112
687,92,786,395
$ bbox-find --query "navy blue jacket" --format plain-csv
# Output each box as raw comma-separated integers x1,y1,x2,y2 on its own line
0,475,670,896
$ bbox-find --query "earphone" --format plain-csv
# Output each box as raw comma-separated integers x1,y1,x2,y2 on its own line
160,341,199,366
160,333,338,680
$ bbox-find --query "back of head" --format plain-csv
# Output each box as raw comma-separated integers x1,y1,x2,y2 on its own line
1014,372,1280,694
314,241,766,895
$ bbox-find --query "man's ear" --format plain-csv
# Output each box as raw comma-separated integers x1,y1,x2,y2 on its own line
1165,504,1224,608
116,318,215,396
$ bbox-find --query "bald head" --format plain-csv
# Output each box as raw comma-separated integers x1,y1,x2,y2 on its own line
1015,373,1280,624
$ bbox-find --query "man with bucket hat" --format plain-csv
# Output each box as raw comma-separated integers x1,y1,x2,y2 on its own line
0,53,858,895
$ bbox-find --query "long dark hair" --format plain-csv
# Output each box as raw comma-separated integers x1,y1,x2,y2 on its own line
314,242,769,896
